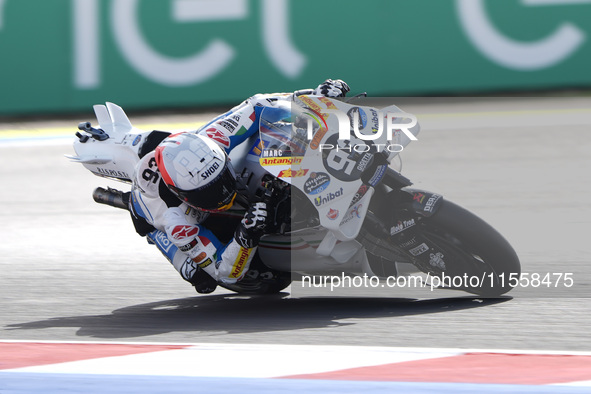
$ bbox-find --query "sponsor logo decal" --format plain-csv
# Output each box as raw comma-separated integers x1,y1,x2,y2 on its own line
230,247,252,278
154,231,173,253
368,164,387,187
424,194,442,213
356,152,373,172
235,231,252,249
318,96,337,110
413,192,426,203
298,95,328,119
198,258,213,269
248,139,264,157
350,184,368,206
96,167,130,179
171,225,199,240
304,172,330,194
314,187,344,207
409,242,429,256
179,238,198,252
350,203,362,218
310,126,327,150
341,203,363,225
259,157,302,166
326,208,339,220
369,109,381,133
347,107,368,130
191,251,207,263
296,96,330,150
262,149,290,157
390,218,416,235
201,161,220,180
277,168,309,178
399,237,418,249
216,119,238,133
206,128,231,148
429,252,446,270
181,258,198,281
132,135,142,146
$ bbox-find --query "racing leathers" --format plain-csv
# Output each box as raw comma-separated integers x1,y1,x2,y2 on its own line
129,80,350,292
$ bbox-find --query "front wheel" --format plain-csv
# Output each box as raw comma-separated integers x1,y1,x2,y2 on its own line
413,199,521,296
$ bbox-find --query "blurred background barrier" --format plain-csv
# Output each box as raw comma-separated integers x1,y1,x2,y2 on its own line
0,0,590,115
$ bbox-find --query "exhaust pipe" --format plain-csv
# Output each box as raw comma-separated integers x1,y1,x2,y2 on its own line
92,187,129,210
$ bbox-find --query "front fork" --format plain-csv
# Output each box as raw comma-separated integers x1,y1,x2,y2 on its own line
384,189,445,274
360,168,448,275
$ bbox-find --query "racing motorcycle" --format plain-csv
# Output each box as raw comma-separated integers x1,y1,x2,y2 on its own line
67,96,520,297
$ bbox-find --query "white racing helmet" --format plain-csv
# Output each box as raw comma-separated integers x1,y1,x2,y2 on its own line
155,132,237,212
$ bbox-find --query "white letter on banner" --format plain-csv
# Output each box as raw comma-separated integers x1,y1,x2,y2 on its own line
456,0,585,70
111,0,246,86
73,0,100,89
261,0,306,78
522,0,591,5
0,0,6,29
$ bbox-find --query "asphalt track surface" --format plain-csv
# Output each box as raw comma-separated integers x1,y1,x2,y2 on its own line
0,96,590,352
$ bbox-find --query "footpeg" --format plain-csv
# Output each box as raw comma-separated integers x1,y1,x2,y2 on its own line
92,187,129,210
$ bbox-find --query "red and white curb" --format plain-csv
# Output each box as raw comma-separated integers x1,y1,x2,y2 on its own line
1,341,591,386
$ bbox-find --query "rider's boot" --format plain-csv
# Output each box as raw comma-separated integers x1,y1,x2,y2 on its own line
147,229,219,294
189,266,218,294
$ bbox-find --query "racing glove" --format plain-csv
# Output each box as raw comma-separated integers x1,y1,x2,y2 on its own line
314,79,350,98
234,202,269,248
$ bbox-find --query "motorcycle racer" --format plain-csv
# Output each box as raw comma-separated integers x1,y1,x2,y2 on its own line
127,79,350,294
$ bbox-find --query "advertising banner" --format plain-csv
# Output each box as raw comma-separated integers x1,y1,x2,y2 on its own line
0,0,590,114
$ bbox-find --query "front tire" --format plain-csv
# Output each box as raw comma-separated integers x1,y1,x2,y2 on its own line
417,199,521,296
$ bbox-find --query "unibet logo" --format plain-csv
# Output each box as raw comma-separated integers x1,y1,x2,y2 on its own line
314,188,343,206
